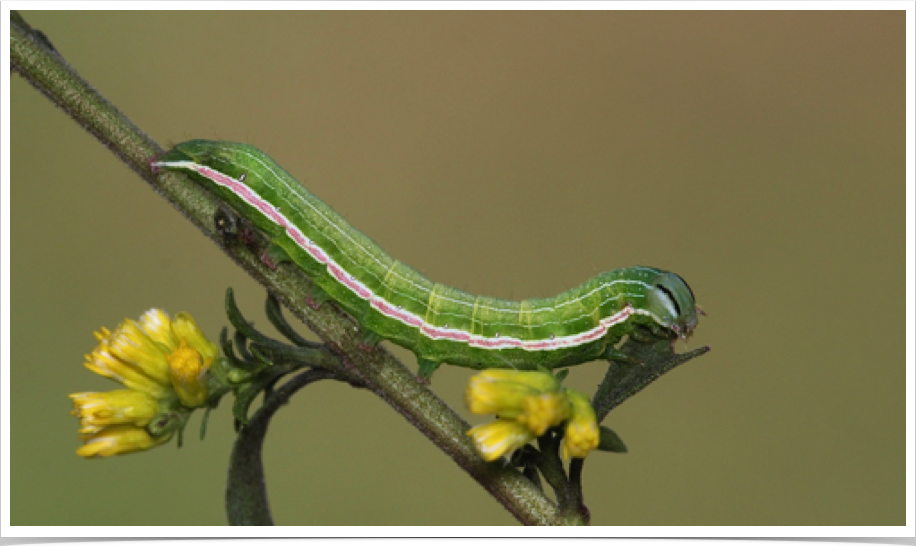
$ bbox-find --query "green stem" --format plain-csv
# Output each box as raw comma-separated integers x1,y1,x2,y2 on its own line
12,12,570,526
567,458,589,524
11,12,160,180
227,368,338,525
535,433,569,508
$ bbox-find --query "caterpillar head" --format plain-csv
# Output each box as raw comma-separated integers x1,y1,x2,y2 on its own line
644,271,699,341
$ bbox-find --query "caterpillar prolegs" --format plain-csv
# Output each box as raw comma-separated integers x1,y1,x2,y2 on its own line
152,140,701,379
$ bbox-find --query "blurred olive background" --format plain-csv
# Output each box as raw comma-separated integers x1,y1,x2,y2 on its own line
11,11,904,527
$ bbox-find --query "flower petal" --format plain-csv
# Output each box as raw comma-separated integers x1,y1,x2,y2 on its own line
171,312,219,362
75,425,172,458
466,419,536,462
69,390,160,431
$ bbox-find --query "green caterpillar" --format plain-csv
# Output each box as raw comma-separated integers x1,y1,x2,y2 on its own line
152,140,700,379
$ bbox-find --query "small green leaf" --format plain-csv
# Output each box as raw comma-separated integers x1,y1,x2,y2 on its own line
225,287,283,348
234,329,254,362
219,327,247,370
200,406,212,440
231,369,284,425
265,293,318,348
597,426,627,453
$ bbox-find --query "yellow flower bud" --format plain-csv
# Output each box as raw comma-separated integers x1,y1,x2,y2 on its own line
465,369,561,417
464,369,575,461
518,392,571,436
465,374,540,418
167,338,211,408
171,312,220,362
476,369,560,393
560,389,600,460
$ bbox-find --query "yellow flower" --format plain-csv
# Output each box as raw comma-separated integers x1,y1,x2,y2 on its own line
467,419,537,462
72,309,218,457
464,370,602,462
465,369,572,461
69,390,160,433
560,389,600,460
76,425,173,458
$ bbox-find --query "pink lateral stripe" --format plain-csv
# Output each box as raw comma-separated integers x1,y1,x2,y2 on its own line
422,326,473,344
370,297,423,327
188,161,633,352
328,263,373,299
199,166,289,229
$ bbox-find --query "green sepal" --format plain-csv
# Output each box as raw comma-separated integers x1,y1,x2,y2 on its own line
553,369,570,384
597,426,627,453
416,358,442,382
144,410,191,449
